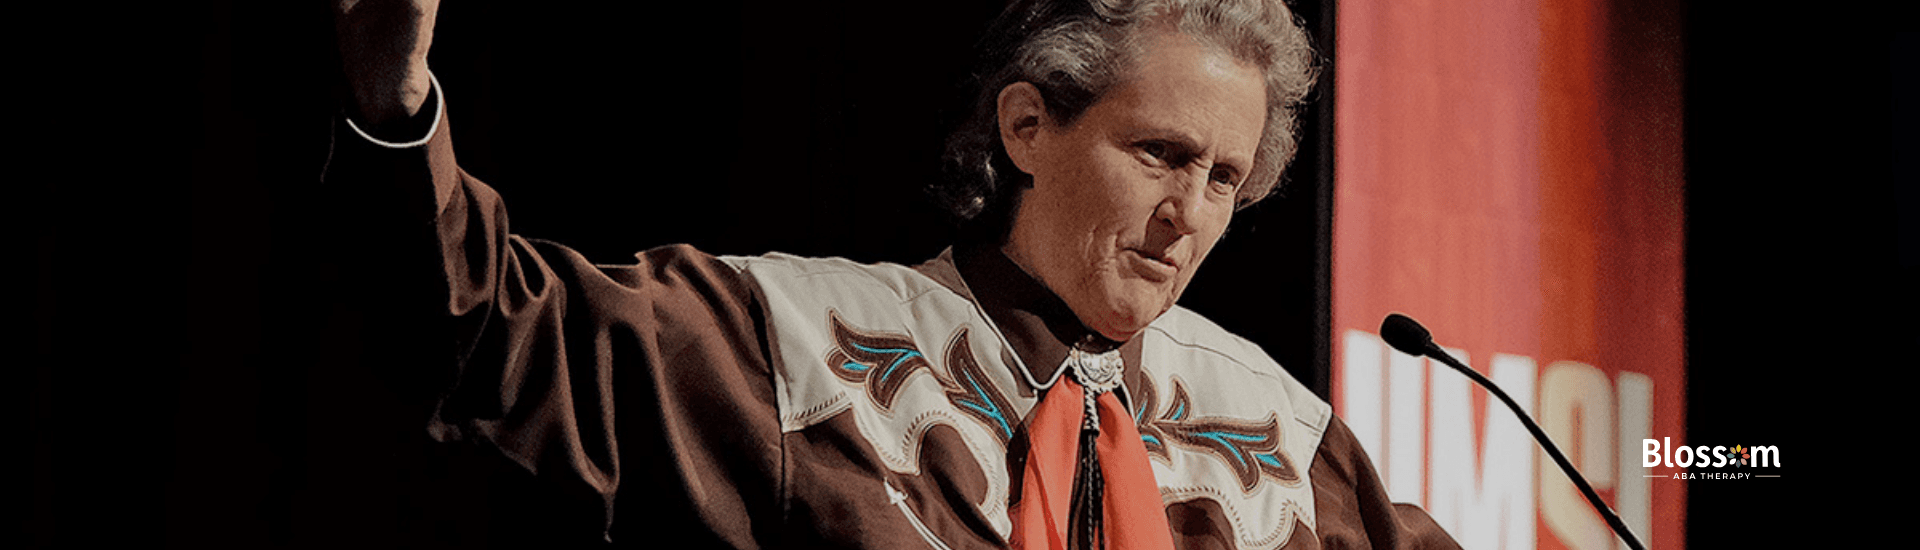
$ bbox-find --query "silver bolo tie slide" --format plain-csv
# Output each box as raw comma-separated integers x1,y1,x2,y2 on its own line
1067,348,1124,433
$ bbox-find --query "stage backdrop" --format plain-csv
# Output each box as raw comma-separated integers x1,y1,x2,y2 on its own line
1331,0,1685,549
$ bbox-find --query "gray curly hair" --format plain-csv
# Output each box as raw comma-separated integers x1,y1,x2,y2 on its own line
939,0,1317,223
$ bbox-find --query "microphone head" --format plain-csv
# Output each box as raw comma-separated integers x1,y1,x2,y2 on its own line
1380,313,1435,357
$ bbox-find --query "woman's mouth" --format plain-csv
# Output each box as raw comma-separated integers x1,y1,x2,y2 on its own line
1124,248,1178,281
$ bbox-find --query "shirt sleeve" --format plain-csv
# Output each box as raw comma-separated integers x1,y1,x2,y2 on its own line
1309,416,1462,550
322,77,786,548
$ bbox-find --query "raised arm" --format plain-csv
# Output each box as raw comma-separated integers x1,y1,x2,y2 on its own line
324,3,784,544
334,0,437,130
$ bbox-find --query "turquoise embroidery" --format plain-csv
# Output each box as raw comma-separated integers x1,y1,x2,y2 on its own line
851,342,923,383
1132,374,1303,492
823,311,1018,446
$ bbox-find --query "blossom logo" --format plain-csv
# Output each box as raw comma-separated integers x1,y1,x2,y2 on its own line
1642,438,1780,480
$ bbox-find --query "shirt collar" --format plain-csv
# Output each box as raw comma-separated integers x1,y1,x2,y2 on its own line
937,242,1144,400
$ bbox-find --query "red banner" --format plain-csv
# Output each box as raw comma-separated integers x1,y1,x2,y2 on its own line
1332,1,1685,549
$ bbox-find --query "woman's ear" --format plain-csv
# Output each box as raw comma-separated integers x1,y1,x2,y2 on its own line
996,82,1048,176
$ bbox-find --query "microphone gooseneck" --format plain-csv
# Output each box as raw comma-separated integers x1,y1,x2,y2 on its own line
1377,313,1648,550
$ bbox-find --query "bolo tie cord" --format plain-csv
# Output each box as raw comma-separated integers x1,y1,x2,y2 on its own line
1067,381,1106,550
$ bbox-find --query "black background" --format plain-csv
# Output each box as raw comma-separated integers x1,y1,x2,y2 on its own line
30,0,1905,547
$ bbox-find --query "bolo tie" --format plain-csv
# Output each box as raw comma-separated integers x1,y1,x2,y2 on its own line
1011,346,1174,550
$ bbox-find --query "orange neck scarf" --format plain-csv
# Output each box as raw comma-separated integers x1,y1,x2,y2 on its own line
1011,376,1175,550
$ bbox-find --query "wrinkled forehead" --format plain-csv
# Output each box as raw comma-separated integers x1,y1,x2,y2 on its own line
1113,31,1268,161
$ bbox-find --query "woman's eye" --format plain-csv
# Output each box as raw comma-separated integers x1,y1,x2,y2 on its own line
1139,142,1169,162
1209,167,1238,190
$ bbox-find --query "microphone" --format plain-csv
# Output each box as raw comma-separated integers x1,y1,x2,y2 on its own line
1379,313,1437,358
1379,313,1647,550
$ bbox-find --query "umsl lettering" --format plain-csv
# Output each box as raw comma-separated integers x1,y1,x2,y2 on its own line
1341,331,1654,550
1540,362,1651,550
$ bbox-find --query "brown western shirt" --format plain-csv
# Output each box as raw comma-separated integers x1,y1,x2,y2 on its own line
325,88,1458,549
